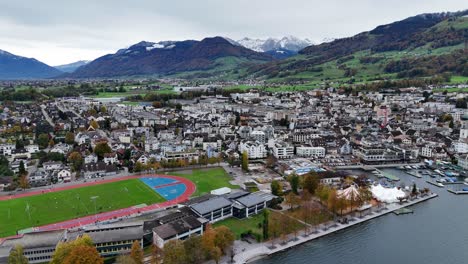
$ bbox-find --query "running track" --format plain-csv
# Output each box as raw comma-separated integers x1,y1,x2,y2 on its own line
0,174,195,235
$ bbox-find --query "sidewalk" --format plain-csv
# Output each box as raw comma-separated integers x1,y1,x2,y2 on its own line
230,193,438,264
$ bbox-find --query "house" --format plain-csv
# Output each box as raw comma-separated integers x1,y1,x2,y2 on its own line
57,168,72,182
43,161,63,171
103,152,119,165
271,142,294,159
239,141,267,159
296,146,326,158
25,144,40,154
0,143,15,156
28,170,50,187
84,153,98,164
81,162,118,179
50,143,71,155
11,149,31,160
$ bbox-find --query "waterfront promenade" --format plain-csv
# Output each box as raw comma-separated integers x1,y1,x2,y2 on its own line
231,192,438,264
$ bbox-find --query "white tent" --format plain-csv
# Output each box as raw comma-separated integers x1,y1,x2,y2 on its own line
370,184,406,203
337,185,360,200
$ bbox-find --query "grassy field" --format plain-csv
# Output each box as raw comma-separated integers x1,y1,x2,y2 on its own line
214,212,264,239
171,167,239,197
0,179,164,237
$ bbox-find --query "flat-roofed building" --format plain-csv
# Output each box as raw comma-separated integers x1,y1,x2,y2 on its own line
189,196,233,222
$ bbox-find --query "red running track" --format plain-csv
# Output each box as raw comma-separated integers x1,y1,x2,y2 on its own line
0,174,195,234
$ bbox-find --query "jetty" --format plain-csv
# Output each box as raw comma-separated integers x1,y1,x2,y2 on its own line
447,189,468,195
393,208,413,215
426,180,444,188
231,193,438,264
376,169,400,181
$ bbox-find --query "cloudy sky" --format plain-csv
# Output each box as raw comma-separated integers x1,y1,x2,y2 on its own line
0,0,465,65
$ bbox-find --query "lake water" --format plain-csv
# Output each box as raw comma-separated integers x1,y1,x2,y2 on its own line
253,168,468,264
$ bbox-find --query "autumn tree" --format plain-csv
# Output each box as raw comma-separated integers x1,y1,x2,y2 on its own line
201,225,216,258
130,240,143,264
63,245,103,264
65,132,75,145
163,240,186,264
241,151,249,172
214,226,235,254
285,192,301,210
210,247,222,264
8,244,28,264
90,119,99,129
51,234,94,264
327,189,338,215
266,154,277,168
115,255,137,264
303,173,319,195
18,175,29,189
68,151,83,172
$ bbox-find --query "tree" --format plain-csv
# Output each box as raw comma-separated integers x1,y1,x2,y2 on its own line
262,209,269,240
266,155,277,168
100,106,107,113
115,255,137,264
210,247,222,264
18,175,29,189
68,151,83,172
163,240,186,264
90,119,99,129
8,244,28,264
285,192,300,210
270,180,282,196
65,132,75,145
152,101,162,108
241,151,249,172
327,189,338,214
51,234,94,264
18,161,26,176
63,245,103,264
37,133,49,149
93,142,112,159
201,225,216,258
214,226,235,254
150,244,163,264
183,236,204,264
303,173,319,195
288,174,300,195
130,240,143,264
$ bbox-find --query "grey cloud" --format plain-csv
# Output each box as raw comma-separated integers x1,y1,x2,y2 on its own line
0,0,465,65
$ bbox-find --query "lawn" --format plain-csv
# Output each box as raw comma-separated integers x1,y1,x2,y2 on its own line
170,167,239,197
213,212,264,239
0,179,164,237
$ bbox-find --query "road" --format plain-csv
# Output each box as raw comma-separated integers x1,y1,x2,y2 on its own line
40,104,55,127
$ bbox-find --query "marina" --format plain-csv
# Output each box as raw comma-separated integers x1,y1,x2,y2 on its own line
252,168,467,264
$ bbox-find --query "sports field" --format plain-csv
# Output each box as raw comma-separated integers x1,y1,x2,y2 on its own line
171,167,239,196
0,179,164,237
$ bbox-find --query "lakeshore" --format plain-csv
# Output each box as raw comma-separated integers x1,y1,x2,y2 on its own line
231,192,438,264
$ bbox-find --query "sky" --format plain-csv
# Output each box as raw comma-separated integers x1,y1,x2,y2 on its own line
0,0,466,66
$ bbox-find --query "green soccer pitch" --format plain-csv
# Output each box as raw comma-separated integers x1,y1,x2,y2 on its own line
0,179,164,237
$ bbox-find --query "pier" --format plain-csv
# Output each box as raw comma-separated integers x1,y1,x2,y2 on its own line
426,180,444,188
231,193,438,264
447,189,468,195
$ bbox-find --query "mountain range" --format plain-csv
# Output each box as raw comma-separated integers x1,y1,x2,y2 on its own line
54,60,90,73
67,37,273,78
0,10,466,81
0,49,63,79
247,11,468,81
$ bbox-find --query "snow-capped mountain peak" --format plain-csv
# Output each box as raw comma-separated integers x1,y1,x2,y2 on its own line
235,36,313,53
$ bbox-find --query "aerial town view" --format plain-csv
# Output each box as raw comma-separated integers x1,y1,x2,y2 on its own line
0,1,467,264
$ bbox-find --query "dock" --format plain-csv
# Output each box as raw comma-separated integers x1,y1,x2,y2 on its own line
376,169,400,181
447,189,468,195
406,170,422,178
393,208,414,215
426,180,444,188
